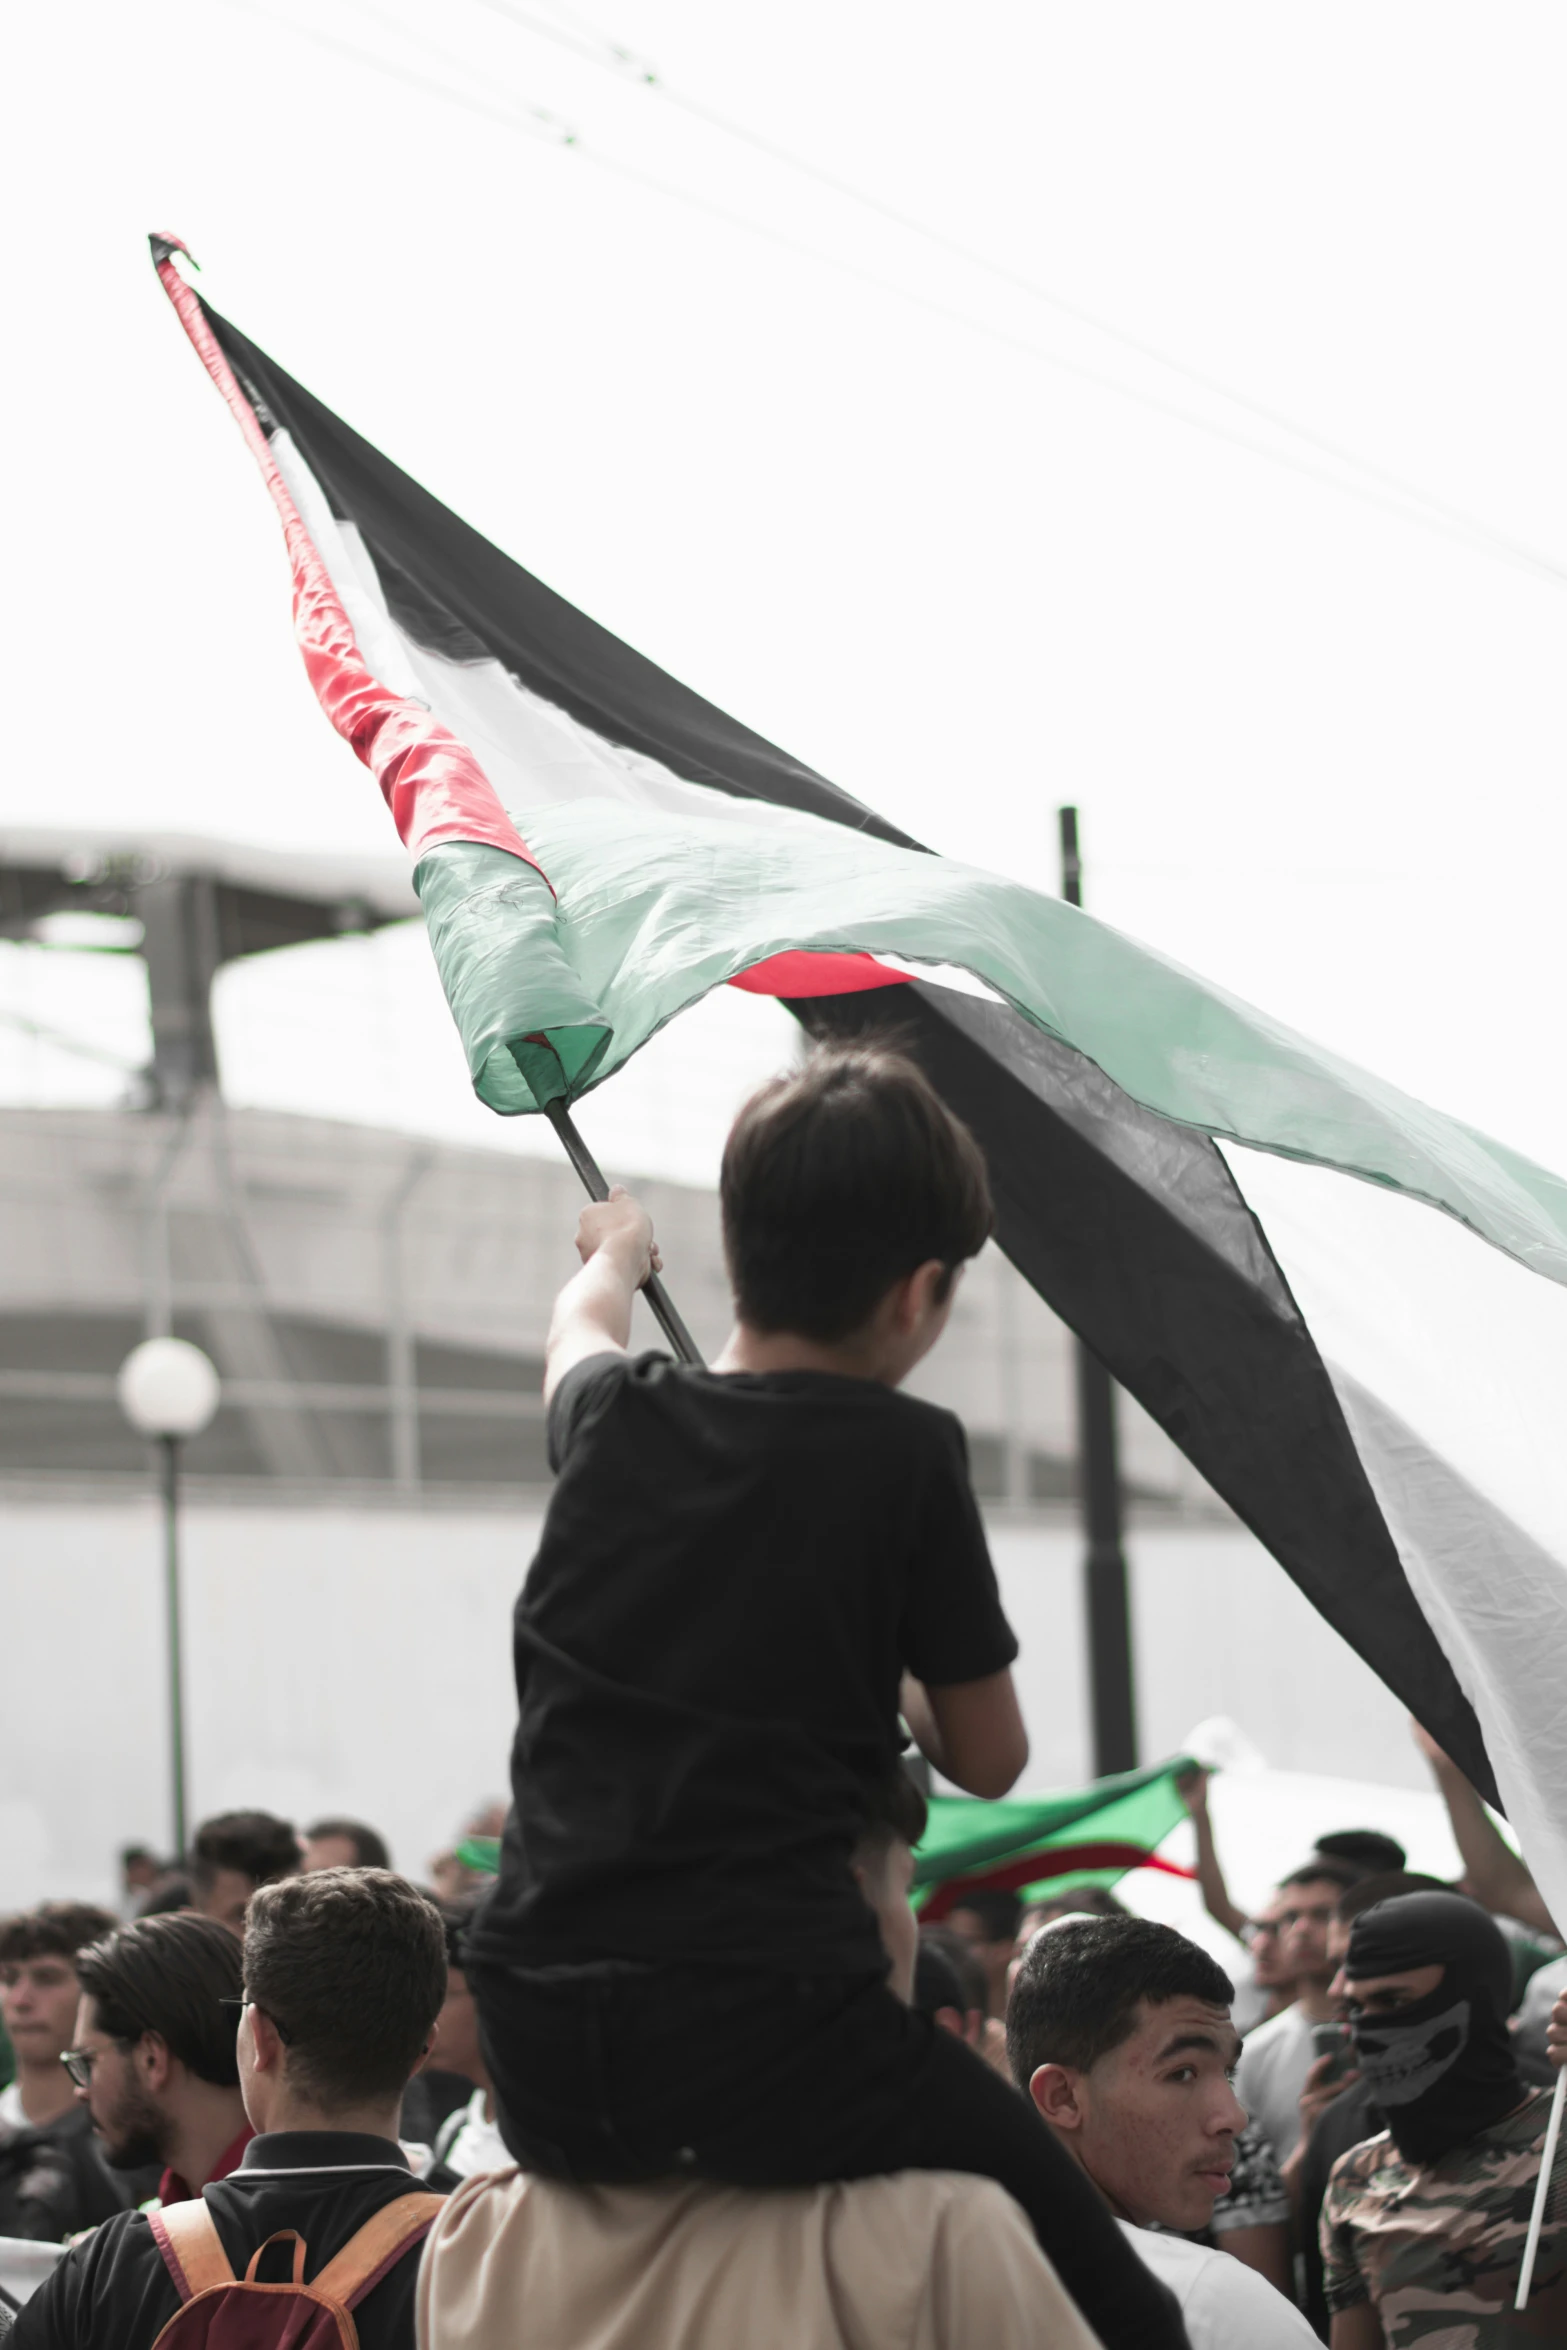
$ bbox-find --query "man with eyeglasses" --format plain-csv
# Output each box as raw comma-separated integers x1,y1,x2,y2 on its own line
64,1911,252,2210
1177,1773,1298,2035
16,1870,448,2350
1236,1862,1360,2167
1238,1897,1297,2035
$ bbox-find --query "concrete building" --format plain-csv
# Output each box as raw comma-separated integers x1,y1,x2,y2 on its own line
0,829,1432,1906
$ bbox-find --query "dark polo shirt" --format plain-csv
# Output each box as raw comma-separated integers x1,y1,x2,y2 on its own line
14,2132,441,2350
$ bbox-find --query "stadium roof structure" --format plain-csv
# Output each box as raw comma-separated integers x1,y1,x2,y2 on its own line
0,827,1226,1511
0,1092,1217,1512
0,827,416,1110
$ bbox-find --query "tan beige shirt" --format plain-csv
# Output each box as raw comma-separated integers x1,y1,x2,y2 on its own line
418,2166,1105,2350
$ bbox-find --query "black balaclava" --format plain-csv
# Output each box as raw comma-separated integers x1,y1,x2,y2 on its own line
1346,1891,1524,2164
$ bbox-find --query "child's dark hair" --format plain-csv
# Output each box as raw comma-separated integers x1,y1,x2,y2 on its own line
721,1044,993,1341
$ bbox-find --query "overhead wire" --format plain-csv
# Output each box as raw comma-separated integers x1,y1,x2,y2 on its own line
215,0,1567,592
470,0,655,82
224,0,576,143
467,0,1567,580
576,147,1567,589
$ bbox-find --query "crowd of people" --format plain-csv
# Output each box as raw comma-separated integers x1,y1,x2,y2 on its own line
2,1767,1563,2347
1,1043,1564,2348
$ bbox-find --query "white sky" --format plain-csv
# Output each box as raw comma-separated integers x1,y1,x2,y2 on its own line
5,1,1567,1187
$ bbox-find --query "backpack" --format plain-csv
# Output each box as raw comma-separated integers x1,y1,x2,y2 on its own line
147,2191,443,2348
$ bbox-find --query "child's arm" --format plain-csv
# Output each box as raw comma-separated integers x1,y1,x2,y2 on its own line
544,1188,663,1405
900,1668,1028,1801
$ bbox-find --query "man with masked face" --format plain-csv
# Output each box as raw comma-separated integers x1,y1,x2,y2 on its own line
1320,1890,1567,2345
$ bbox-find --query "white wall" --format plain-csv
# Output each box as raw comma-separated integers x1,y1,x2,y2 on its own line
1,1497,536,1910
992,1519,1426,1795
0,1497,1427,1911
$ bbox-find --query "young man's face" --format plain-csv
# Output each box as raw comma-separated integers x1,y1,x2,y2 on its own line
1280,1877,1342,1987
0,1953,81,2068
1246,1894,1295,1993
70,1994,166,2170
1031,1995,1245,2232
300,1833,358,1875
194,1870,260,1939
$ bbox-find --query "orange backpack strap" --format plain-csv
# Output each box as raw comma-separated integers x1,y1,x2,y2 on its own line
309,2192,445,2311
149,2201,237,2302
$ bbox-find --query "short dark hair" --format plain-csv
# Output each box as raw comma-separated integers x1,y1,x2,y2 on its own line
302,1818,391,1872
947,1888,1022,1942
1280,1859,1360,1896
1314,1830,1407,1878
243,1869,446,2107
919,1925,988,2016
119,1846,157,1870
720,1045,993,1341
190,1811,299,1894
1007,1916,1234,2088
74,1913,243,2085
0,1903,119,1967
1335,1869,1451,1923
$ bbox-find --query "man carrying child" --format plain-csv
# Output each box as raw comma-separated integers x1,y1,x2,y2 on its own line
466,1044,1185,2349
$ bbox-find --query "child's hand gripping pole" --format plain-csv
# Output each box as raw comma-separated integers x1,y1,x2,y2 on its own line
543,1098,704,1365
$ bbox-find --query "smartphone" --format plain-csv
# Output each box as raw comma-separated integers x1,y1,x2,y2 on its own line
1311,2020,1357,2086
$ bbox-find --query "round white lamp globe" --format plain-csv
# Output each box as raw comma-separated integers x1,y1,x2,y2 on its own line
117,1338,222,1440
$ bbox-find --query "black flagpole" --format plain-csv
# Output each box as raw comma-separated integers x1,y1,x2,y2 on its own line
1059,807,1139,1773
542,1097,705,1365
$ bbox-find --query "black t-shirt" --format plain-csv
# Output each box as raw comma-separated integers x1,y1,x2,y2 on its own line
469,1352,1017,1978
13,2133,439,2350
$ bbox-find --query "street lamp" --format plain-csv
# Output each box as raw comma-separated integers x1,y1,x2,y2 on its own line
117,1339,220,1859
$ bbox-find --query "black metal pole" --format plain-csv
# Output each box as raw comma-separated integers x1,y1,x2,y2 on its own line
1059,807,1139,1774
542,1098,705,1366
160,1433,189,1858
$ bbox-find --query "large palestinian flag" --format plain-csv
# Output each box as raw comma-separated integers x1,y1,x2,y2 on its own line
151,238,1567,1932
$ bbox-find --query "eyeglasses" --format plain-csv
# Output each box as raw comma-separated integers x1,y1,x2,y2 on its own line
60,2049,98,2088
220,1994,292,2044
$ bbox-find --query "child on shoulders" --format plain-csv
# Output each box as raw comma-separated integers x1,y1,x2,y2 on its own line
468,1045,1182,2350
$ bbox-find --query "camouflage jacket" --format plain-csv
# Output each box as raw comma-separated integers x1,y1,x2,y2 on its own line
1320,2087,1567,2344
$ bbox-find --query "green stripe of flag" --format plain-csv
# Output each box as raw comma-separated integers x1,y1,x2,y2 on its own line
417,798,1567,1291
913,1757,1193,1893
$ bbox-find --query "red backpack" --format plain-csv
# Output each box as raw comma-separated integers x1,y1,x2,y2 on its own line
147,2192,443,2348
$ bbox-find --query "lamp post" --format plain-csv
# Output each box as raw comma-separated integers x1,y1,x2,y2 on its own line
117,1339,220,1859
1059,807,1138,1775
